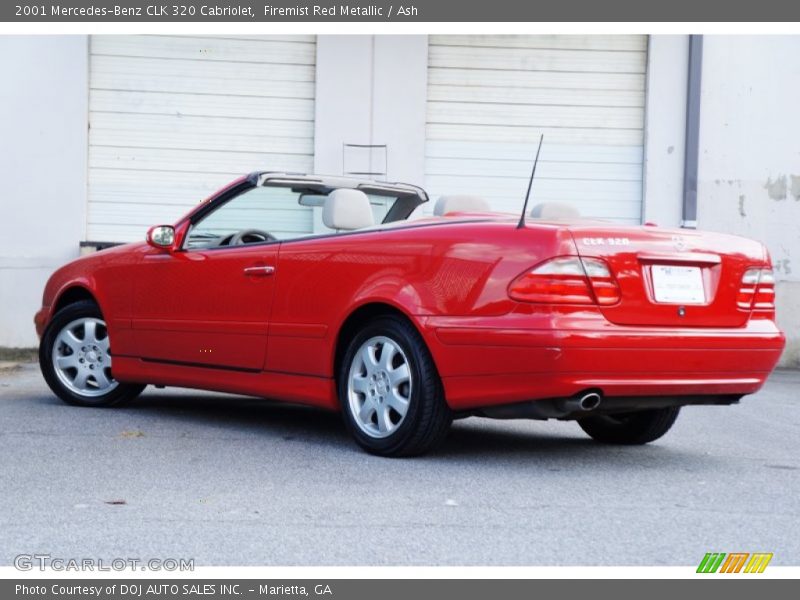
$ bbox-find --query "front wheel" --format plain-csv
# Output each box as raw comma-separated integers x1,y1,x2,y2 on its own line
577,406,681,445
338,315,452,457
40,300,145,407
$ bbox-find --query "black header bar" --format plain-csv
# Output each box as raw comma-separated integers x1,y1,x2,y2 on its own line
5,0,800,22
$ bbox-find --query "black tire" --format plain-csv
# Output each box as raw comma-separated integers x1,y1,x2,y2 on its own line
39,300,145,407
338,315,452,457
577,406,680,445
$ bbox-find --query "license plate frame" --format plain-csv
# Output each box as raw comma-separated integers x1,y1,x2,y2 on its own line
651,265,706,304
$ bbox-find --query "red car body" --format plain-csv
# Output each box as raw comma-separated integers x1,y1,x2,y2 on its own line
35,174,785,419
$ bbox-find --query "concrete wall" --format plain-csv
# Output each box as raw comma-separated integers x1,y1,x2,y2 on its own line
696,36,800,366
642,36,689,228
0,36,89,347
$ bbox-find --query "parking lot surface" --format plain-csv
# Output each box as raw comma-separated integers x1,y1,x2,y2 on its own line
1,364,798,566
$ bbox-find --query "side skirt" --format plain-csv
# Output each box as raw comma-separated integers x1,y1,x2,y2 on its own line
111,356,339,411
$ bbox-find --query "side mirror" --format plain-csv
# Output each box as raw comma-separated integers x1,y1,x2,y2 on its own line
146,225,176,250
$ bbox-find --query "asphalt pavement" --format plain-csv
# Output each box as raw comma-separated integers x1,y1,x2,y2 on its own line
1,363,798,566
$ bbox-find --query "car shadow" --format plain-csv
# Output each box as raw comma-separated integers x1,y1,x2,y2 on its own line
102,388,709,470
125,390,349,442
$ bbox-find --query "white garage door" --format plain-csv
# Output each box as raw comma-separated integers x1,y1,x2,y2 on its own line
425,35,647,223
88,35,316,242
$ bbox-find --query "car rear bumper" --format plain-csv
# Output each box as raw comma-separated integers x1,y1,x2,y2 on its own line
423,316,785,411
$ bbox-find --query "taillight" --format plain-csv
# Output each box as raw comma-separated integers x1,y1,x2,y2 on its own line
737,268,775,310
508,256,621,306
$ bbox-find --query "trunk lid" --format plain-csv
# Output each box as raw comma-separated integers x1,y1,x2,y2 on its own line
568,224,767,327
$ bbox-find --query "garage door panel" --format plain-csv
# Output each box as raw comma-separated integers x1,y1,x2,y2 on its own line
92,35,316,66
427,141,643,164
428,67,645,91
90,90,314,122
88,188,222,211
88,200,312,234
428,68,646,91
87,201,206,228
91,167,248,189
430,35,647,52
429,46,646,74
87,193,215,240
89,146,312,176
89,35,316,242
88,172,242,233
426,157,644,181
425,35,646,223
88,188,223,214
89,170,244,206
425,175,642,198
90,169,308,206
91,111,313,142
428,101,644,129
91,55,316,91
92,129,311,158
427,123,643,146
427,85,644,108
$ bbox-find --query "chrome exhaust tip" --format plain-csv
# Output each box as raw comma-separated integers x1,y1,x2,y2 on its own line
558,391,603,414
578,391,602,411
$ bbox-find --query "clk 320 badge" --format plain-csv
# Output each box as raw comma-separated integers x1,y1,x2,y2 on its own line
580,237,631,246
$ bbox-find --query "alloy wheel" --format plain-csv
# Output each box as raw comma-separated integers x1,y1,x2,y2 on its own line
347,335,412,438
52,317,119,397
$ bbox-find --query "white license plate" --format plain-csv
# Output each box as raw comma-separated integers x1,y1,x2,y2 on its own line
651,265,706,304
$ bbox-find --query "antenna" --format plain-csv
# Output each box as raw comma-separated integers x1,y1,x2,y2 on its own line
517,134,544,229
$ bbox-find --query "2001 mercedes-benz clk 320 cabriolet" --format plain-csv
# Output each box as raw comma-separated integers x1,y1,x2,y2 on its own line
35,172,785,456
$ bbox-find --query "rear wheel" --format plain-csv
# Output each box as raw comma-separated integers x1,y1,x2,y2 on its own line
338,315,452,457
40,300,145,407
577,407,680,445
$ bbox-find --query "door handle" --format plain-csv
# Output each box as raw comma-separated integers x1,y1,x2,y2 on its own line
243,265,275,276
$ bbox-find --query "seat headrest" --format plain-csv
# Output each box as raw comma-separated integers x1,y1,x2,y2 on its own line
529,202,580,220
323,189,375,231
434,195,491,216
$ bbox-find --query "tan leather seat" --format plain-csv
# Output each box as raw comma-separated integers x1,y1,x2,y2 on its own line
323,189,375,231
529,202,580,219
433,195,491,216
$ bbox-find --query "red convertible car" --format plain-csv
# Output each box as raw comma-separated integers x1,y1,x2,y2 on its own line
36,172,785,456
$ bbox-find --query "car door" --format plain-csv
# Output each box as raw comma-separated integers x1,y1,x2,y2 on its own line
131,184,300,372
